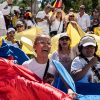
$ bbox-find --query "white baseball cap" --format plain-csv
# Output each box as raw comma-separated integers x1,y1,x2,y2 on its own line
7,28,15,33
80,36,96,47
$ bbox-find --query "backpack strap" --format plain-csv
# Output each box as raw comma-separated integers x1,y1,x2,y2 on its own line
43,59,49,80
79,54,100,81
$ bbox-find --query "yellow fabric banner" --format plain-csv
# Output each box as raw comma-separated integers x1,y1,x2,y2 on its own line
67,23,81,47
15,26,42,55
13,24,100,57
94,27,100,36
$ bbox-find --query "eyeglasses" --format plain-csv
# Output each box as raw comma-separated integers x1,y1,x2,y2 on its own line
36,40,51,45
80,8,85,10
69,16,74,17
16,25,23,28
60,37,70,41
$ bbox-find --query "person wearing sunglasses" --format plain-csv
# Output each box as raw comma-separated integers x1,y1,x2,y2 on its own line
77,5,90,32
5,27,20,48
16,20,26,33
51,33,74,73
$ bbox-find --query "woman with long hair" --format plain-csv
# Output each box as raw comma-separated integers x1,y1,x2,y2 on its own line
50,9,65,37
51,33,73,73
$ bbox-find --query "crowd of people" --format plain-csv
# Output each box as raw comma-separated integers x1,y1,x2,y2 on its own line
0,0,100,99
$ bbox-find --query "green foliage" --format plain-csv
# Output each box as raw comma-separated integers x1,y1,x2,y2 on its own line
62,0,99,14
0,0,99,14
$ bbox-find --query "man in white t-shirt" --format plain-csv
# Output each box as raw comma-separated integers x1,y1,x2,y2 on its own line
71,35,100,83
77,5,90,32
0,0,13,36
36,4,54,35
22,34,77,99
22,34,56,83
5,27,20,48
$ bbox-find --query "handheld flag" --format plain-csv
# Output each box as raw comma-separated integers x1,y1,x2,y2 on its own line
53,0,63,8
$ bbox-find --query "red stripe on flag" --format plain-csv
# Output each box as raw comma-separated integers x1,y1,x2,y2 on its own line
54,0,62,8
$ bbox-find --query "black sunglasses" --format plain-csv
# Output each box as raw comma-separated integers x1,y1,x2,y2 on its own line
16,25,23,28
69,15,74,17
60,37,70,41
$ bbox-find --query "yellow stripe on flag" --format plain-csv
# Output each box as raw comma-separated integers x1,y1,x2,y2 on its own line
67,23,81,47
94,27,100,36
15,26,42,55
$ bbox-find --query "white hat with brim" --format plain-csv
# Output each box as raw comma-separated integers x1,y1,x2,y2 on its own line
83,42,96,47
80,36,96,47
16,21,24,26
7,28,15,33
59,33,70,39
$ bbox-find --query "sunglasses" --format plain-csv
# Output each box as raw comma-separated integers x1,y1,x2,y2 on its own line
36,40,51,45
16,25,23,28
69,16,74,17
80,8,85,10
60,37,70,41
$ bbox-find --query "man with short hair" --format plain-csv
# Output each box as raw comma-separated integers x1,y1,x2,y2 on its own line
77,5,90,32
16,20,26,33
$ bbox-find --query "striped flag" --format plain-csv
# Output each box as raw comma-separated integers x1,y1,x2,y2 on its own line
53,0,63,8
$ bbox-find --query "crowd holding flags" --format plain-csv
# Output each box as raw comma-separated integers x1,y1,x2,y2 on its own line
0,0,100,99
10,23,100,57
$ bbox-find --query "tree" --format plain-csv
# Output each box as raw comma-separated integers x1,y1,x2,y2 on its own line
92,0,99,9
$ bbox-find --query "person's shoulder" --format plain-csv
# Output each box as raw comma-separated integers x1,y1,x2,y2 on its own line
72,56,86,64
73,56,80,60
37,10,44,14
36,10,45,18
22,58,34,65
48,59,57,74
84,13,90,17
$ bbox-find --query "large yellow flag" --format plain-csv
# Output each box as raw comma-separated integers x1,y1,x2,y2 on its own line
15,26,42,41
94,27,100,36
66,23,81,47
14,24,100,57
15,26,42,55
51,22,85,55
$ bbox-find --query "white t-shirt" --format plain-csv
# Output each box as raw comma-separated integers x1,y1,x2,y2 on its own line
36,11,50,34
50,19,63,34
22,58,56,80
0,1,11,36
77,12,90,32
0,11,6,30
25,20,35,28
71,56,100,83
5,40,19,48
0,1,11,15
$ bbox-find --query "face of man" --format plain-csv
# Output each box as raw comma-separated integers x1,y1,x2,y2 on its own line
82,45,96,57
79,7,85,14
16,24,25,32
34,35,51,57
7,31,15,41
